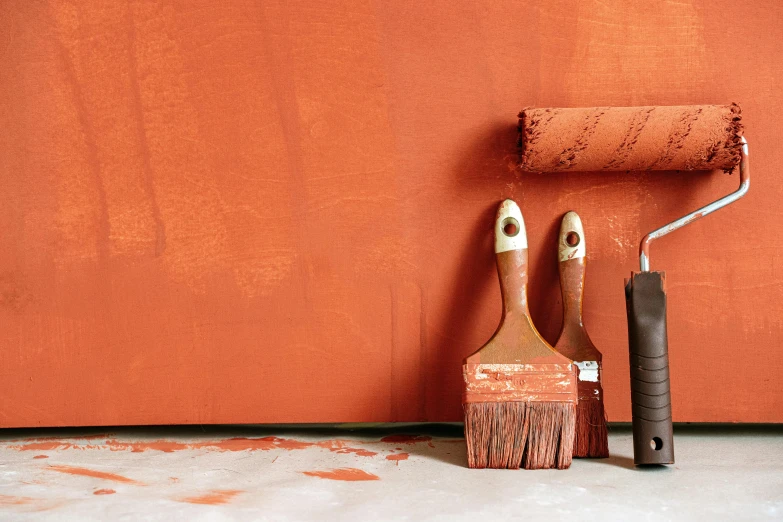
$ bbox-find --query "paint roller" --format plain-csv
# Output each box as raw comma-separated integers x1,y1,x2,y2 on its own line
517,104,749,465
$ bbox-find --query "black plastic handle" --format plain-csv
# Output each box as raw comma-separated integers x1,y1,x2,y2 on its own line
625,271,675,465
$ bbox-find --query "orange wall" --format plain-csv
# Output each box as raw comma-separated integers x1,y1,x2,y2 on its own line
1,0,781,427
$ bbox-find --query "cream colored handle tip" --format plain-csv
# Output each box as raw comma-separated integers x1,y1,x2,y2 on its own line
495,199,528,253
559,210,586,262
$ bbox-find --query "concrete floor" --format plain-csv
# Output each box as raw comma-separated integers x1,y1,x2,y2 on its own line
0,424,780,521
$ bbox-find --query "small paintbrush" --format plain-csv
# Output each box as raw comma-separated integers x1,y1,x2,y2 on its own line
463,199,577,469
554,211,609,458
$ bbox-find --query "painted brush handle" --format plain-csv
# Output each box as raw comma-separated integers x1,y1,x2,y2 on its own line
556,211,601,373
625,271,675,465
557,211,589,343
465,198,577,372
495,199,529,316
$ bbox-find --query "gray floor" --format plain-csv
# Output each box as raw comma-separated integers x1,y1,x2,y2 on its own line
0,424,780,520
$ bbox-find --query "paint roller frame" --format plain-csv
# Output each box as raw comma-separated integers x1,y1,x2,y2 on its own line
626,136,749,465
639,137,749,272
517,106,749,466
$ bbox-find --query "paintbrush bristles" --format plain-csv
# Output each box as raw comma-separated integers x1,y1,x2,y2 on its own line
464,402,575,469
574,397,609,458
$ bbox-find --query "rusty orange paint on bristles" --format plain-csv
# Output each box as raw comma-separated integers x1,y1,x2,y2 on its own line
462,200,577,470
554,211,609,458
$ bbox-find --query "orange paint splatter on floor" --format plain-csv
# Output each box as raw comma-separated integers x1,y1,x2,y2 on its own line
385,453,409,465
302,468,379,481
7,436,377,457
380,435,432,444
0,494,34,505
93,489,116,495
33,455,48,459
333,447,378,457
0,494,65,512
15,442,81,451
47,465,143,485
178,490,243,505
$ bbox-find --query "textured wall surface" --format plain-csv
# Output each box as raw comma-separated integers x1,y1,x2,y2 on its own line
1,0,781,426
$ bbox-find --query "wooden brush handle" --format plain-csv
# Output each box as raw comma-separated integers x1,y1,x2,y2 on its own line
464,199,578,366
558,211,588,336
625,271,675,465
495,199,529,317
555,211,602,370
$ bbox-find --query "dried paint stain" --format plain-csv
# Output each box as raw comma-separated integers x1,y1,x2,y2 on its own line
333,447,377,457
8,436,378,457
0,494,34,505
178,490,242,505
302,468,379,482
47,465,143,485
385,453,409,464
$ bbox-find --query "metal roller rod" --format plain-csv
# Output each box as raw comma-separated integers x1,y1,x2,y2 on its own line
639,137,750,272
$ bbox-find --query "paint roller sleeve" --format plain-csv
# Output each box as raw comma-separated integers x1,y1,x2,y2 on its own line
518,104,743,173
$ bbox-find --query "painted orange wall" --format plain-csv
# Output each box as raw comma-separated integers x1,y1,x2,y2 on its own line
1,0,781,427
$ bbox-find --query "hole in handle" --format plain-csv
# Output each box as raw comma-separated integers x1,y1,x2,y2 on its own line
650,437,663,451
502,217,520,237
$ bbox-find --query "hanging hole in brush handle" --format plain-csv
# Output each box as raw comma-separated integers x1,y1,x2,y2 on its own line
558,211,586,263
495,200,527,254
625,271,674,465
502,217,520,237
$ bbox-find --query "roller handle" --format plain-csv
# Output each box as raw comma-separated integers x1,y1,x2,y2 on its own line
625,271,674,465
